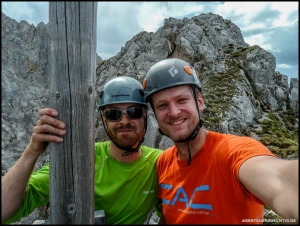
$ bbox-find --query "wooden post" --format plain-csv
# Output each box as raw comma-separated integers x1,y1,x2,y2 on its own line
48,2,97,224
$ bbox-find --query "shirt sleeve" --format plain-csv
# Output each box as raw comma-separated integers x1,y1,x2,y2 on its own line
3,163,50,225
216,135,277,204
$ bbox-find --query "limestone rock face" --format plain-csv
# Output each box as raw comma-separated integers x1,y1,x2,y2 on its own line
1,11,298,224
2,13,50,174
290,78,299,117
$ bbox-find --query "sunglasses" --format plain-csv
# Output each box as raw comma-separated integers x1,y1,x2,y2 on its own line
103,106,145,122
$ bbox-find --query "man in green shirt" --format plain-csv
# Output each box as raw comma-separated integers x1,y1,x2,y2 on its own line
2,76,163,224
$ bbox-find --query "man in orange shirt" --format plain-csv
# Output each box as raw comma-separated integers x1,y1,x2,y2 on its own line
142,58,298,224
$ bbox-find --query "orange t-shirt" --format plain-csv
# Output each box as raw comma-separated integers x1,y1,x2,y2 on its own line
157,131,277,224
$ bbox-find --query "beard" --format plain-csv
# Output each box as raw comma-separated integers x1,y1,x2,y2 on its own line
107,123,144,148
170,127,195,143
161,118,200,143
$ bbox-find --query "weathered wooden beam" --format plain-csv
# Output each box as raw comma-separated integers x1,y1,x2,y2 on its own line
48,2,97,224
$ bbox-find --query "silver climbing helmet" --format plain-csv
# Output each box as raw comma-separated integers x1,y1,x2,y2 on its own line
99,76,147,109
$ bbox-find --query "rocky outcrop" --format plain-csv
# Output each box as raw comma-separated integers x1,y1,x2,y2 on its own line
290,78,299,116
95,13,298,143
2,13,50,174
2,11,298,224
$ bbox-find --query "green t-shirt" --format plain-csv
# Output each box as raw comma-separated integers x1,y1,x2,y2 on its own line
4,141,162,225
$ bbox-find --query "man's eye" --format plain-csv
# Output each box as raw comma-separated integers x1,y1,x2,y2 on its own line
179,98,188,103
157,104,166,109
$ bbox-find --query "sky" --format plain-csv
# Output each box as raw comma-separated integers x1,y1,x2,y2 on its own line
2,1,298,82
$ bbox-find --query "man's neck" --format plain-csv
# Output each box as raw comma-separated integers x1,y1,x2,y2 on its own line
175,128,209,161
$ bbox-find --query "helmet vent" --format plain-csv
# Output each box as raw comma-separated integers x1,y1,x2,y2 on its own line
139,89,144,96
183,66,193,75
142,78,147,89
99,90,104,99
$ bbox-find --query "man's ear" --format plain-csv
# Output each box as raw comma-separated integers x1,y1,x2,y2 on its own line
143,111,148,133
143,110,148,119
197,93,204,110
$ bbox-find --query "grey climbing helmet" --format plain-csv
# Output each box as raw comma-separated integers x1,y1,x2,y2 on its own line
143,58,201,103
99,76,147,109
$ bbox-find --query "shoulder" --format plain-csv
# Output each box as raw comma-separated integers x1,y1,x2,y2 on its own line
31,162,50,176
95,141,110,160
208,131,263,148
157,145,176,162
209,130,236,142
141,145,163,159
215,133,275,160
156,146,177,171
141,145,163,152
95,140,110,153
95,140,110,148
222,134,267,149
94,141,111,170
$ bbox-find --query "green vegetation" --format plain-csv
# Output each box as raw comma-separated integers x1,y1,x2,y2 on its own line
201,53,248,131
263,206,285,225
201,44,298,161
257,112,298,159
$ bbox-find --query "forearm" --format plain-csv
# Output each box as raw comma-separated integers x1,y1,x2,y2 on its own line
272,160,298,223
1,145,40,223
240,156,299,224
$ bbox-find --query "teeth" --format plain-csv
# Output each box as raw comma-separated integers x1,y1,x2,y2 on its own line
171,119,184,125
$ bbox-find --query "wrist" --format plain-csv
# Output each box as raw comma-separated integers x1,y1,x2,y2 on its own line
23,143,44,162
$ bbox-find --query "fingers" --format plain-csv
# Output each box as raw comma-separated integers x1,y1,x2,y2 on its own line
33,108,67,144
32,130,64,143
36,114,65,129
32,124,66,142
25,108,67,157
39,108,58,117
37,108,65,128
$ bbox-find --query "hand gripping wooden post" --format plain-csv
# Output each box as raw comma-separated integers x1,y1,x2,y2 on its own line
48,2,97,224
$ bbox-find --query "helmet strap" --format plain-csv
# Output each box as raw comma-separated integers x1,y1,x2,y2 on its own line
121,137,144,156
187,142,192,166
179,85,203,166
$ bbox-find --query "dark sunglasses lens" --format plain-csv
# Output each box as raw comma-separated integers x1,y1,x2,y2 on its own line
105,109,122,121
127,107,144,119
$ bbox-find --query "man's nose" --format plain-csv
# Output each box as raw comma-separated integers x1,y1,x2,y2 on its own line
168,103,181,117
119,112,131,122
